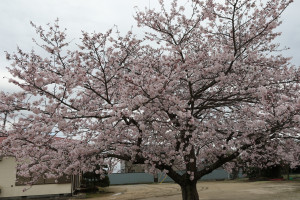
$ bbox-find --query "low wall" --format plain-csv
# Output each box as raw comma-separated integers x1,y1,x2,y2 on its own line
109,168,239,185
108,173,154,185
201,168,229,180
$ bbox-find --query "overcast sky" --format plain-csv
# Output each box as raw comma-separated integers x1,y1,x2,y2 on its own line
1,0,300,92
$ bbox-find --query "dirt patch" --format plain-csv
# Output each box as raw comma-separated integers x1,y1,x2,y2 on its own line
87,181,300,200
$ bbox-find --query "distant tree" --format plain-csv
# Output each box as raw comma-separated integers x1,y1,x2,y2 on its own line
1,0,299,200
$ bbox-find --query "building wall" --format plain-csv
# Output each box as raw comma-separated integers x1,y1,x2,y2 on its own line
0,157,71,198
120,160,145,173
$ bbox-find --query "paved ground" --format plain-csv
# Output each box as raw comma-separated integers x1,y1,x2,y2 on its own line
85,180,300,200
23,197,71,200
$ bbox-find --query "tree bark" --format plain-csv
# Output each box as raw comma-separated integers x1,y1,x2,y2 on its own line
180,182,199,200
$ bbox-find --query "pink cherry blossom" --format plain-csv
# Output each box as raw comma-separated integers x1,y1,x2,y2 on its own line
0,1,299,200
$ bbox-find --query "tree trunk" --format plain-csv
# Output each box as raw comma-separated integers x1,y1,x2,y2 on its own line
180,182,199,200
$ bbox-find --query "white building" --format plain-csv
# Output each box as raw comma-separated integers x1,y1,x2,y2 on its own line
0,137,81,199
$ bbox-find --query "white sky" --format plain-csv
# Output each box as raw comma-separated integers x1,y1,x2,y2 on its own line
0,0,300,92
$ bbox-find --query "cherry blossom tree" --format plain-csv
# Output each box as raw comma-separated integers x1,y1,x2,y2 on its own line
1,0,300,199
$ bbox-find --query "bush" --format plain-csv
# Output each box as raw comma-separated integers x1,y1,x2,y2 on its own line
82,173,110,188
246,166,282,180
81,165,110,191
98,175,110,187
